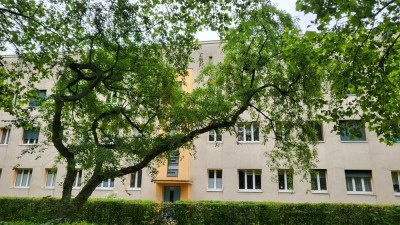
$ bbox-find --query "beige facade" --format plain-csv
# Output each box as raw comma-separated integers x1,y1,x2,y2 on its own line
0,41,399,204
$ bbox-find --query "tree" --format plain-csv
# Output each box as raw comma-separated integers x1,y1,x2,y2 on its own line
1,0,397,220
296,0,400,143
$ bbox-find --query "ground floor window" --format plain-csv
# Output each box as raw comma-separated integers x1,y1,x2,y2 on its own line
238,169,261,191
15,169,32,188
345,170,372,194
278,169,293,191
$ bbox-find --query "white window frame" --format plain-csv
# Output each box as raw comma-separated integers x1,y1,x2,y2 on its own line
345,170,373,194
391,171,400,196
238,123,260,143
278,169,293,192
15,169,32,188
22,129,39,145
97,178,114,190
311,169,328,193
129,170,142,190
45,169,57,189
208,130,222,143
0,128,10,145
73,170,82,189
238,169,262,192
107,92,120,104
208,169,222,191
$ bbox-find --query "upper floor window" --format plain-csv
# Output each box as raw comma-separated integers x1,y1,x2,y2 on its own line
106,92,120,104
45,169,57,188
313,123,324,141
391,171,400,194
278,169,293,192
345,170,372,194
73,170,83,188
311,169,327,192
23,129,39,145
97,178,114,189
0,128,10,144
339,120,366,142
238,169,261,191
15,169,32,188
130,170,142,189
238,123,259,142
208,130,222,142
208,169,222,191
29,90,46,107
167,149,179,177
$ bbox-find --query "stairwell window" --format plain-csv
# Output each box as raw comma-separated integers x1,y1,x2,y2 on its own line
278,169,293,192
130,170,142,190
238,123,259,143
15,169,32,188
208,169,222,191
208,130,222,142
167,149,179,177
345,170,373,194
23,129,39,145
238,169,261,191
311,169,327,193
0,128,10,145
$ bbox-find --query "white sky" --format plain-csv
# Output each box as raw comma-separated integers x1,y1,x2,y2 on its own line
196,0,316,41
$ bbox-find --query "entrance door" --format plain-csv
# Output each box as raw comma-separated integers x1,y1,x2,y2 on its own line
163,186,181,202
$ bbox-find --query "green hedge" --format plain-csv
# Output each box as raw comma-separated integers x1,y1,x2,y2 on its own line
0,198,399,224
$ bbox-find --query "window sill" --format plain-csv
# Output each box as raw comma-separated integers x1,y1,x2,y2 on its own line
238,141,260,144
18,144,38,146
72,187,81,190
0,144,9,146
45,187,55,190
14,187,30,189
127,188,141,191
311,190,329,194
207,189,222,192
347,191,374,195
394,193,400,197
278,190,294,193
340,141,368,143
96,188,114,191
238,189,262,193
317,141,325,143
207,141,223,144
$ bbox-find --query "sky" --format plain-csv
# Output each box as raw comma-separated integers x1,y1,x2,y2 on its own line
196,0,316,41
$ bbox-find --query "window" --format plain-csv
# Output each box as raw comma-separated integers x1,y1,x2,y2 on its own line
238,123,259,142
73,170,82,188
29,90,46,107
238,169,261,191
130,170,142,189
313,123,324,141
45,169,57,188
311,169,327,192
391,171,400,194
339,120,366,141
97,178,114,189
208,169,222,190
167,149,179,177
15,169,32,188
208,130,222,142
23,129,39,145
345,170,372,194
278,169,293,192
0,128,10,144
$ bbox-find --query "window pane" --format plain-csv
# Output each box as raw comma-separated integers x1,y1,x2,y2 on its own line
208,171,214,189
16,171,22,186
313,123,323,141
216,177,222,189
354,177,363,191
363,177,372,192
278,171,285,190
346,177,353,191
208,130,215,142
287,173,293,190
239,170,245,189
246,172,253,189
255,173,261,189
245,124,252,141
319,171,327,191
137,170,142,188
340,121,366,141
130,173,136,188
253,124,259,141
238,126,244,141
110,178,114,188
216,132,222,142
311,172,318,190
392,172,400,192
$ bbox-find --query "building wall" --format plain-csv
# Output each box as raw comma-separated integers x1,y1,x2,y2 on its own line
0,41,399,204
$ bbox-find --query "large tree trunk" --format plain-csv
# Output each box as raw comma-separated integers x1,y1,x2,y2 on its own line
72,172,103,211
57,160,78,220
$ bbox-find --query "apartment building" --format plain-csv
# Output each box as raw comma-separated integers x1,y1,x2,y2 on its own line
0,41,399,204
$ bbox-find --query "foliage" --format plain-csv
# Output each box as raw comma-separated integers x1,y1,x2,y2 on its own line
296,0,400,144
1,198,400,225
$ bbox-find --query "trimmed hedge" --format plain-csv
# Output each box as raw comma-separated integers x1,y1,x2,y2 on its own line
0,198,399,224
